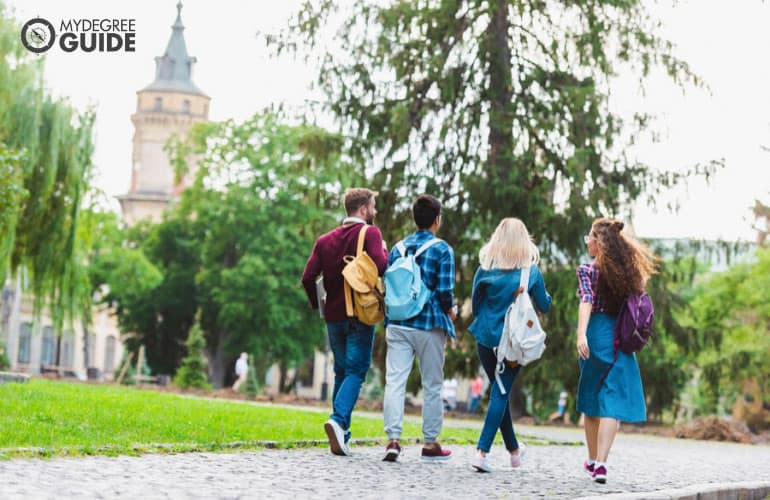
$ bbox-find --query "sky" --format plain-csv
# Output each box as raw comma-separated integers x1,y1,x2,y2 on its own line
6,0,770,243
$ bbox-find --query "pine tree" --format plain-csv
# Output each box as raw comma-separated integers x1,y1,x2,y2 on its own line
174,318,211,390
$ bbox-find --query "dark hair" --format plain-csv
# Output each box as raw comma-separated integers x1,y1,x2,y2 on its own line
344,188,377,215
591,218,657,315
413,195,441,229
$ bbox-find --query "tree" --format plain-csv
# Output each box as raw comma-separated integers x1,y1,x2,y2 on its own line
81,210,164,373
0,3,97,333
683,248,770,418
170,113,360,388
105,218,196,376
174,316,211,390
273,0,717,414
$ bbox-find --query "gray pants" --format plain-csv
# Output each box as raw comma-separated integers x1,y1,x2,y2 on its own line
383,324,446,443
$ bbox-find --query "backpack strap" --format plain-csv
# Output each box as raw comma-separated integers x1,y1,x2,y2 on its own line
519,266,531,292
356,225,368,256
344,225,369,318
414,238,442,258
395,241,406,258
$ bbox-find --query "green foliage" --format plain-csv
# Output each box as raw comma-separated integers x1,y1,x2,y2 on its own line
273,0,720,417
174,319,211,390
244,360,261,397
0,3,97,330
0,342,10,370
106,218,194,375
683,248,770,416
155,113,362,387
0,379,493,458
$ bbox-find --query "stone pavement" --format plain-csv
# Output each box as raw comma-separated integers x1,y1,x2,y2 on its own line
1,422,769,499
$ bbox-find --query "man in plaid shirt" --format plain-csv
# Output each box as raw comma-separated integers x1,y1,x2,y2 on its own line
382,195,457,463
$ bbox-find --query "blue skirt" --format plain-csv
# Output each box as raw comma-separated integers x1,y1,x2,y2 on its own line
577,313,646,422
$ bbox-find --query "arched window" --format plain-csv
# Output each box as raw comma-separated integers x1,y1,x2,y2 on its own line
182,99,190,114
154,97,163,111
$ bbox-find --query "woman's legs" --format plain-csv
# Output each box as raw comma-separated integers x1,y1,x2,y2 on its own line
584,415,599,461
476,344,520,455
596,417,618,462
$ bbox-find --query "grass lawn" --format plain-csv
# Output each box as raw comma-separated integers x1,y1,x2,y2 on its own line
0,379,507,459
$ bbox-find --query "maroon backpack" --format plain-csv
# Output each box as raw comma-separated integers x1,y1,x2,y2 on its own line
598,292,654,388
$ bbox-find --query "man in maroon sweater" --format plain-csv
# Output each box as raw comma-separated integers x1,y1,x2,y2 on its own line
302,188,388,456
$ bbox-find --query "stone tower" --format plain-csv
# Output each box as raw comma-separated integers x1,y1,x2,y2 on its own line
118,2,210,225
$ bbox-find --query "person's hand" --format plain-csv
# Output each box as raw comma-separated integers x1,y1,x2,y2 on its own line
448,304,458,321
577,333,590,360
382,239,387,249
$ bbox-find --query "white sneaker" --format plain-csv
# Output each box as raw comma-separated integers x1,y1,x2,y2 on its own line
471,450,492,473
510,442,526,468
324,419,350,456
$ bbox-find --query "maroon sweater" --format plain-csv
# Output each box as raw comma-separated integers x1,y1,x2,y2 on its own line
302,223,389,322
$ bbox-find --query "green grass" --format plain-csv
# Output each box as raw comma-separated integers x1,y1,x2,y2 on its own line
0,379,520,459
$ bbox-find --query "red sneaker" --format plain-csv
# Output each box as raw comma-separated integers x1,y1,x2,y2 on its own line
383,441,401,462
421,442,452,462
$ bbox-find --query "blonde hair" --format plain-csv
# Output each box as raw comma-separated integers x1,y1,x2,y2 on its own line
479,218,540,270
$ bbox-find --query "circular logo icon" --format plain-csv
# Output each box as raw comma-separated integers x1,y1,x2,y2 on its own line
20,18,55,53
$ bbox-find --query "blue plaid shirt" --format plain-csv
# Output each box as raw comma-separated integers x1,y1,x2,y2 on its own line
386,230,456,338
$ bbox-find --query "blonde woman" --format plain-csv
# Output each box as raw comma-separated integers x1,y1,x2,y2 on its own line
469,218,552,472
576,218,656,483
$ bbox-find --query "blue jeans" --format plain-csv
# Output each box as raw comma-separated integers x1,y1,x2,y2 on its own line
477,344,521,453
327,318,375,432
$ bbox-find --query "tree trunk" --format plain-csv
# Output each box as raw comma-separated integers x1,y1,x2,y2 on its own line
207,328,227,389
82,306,91,371
1,282,13,339
278,361,289,394
485,0,514,187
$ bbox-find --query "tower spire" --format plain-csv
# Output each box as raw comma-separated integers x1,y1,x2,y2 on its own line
141,2,206,96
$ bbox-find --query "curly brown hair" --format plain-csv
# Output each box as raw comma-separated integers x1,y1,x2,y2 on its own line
591,218,658,315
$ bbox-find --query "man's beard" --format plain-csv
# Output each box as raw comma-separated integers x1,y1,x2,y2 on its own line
365,210,375,225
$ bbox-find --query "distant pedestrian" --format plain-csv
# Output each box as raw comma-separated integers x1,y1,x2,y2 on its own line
232,353,249,392
468,375,484,414
301,188,388,456
442,377,458,412
548,391,569,423
576,218,656,484
468,218,552,473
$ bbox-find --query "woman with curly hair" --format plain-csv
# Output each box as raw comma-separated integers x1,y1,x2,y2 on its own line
576,218,657,484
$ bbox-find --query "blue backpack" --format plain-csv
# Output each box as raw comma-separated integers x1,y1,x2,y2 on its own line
384,238,442,321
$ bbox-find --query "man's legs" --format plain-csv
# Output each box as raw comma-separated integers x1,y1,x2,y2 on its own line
232,374,247,392
326,321,348,406
329,319,374,430
413,328,446,444
383,325,416,441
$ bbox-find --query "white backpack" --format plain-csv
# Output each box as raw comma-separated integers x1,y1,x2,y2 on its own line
494,266,547,394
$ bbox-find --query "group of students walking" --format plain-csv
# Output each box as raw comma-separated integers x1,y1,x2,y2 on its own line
301,188,656,484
